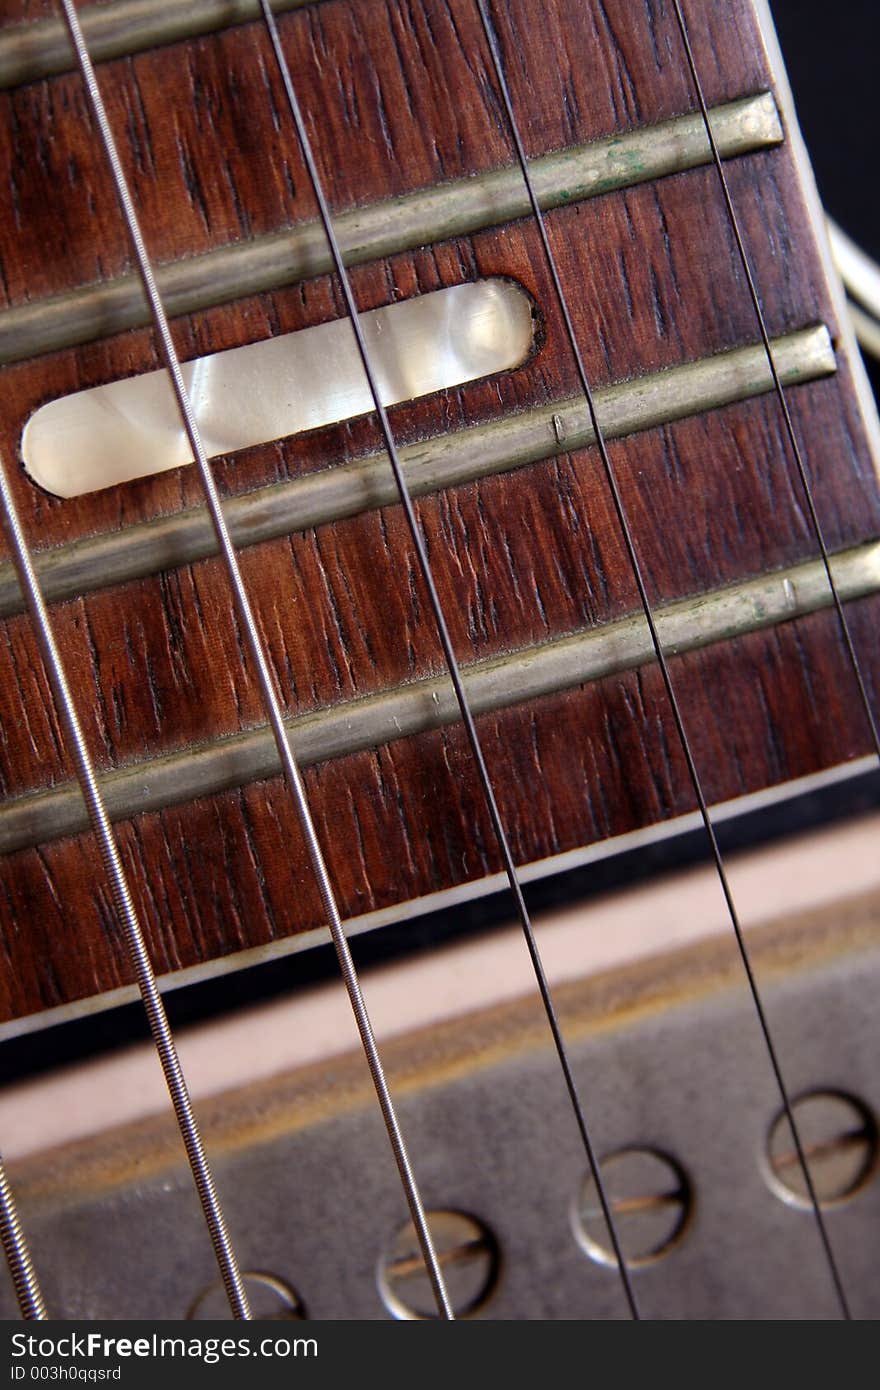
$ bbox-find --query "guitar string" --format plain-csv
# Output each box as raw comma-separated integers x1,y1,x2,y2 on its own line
671,0,880,763
0,449,251,1320
256,0,640,1321
473,0,851,1318
58,0,454,1323
0,1153,46,1319
669,0,878,1293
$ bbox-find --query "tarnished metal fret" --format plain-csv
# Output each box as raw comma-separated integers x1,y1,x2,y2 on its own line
59,0,453,1322
0,324,835,621
0,0,316,89
2,539,877,860
0,93,780,366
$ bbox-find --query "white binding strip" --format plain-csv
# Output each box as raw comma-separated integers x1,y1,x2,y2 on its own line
0,757,876,1047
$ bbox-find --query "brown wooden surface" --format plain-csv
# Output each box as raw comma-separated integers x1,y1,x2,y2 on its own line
0,0,878,1025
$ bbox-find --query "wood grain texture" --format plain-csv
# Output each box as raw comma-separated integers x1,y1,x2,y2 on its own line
0,0,878,1025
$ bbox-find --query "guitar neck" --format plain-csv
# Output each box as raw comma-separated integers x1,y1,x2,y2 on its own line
0,0,878,1032
0,0,878,1324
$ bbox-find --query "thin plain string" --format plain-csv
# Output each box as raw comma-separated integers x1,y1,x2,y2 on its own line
257,0,640,1320
668,0,864,1310
0,1154,46,1319
473,0,851,1318
0,449,250,1319
59,0,453,1323
672,0,880,765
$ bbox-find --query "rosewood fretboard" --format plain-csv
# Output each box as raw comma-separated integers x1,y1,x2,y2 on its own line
0,0,878,1028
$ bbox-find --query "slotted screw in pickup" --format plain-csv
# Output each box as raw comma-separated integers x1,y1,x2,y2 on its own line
379,1210,498,1319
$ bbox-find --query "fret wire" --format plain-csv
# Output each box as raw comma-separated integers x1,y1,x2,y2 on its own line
671,0,880,765
256,0,641,1322
0,448,250,1320
473,0,851,1319
58,0,454,1324
0,1154,46,1319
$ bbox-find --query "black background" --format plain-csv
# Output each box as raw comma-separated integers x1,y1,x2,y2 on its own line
771,0,879,397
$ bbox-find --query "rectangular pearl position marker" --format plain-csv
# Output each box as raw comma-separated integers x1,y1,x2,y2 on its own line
22,280,535,499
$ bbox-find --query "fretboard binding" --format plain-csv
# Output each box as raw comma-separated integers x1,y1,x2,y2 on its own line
0,93,781,366
1,751,875,1042
0,0,316,90
2,536,877,858
0,324,835,621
